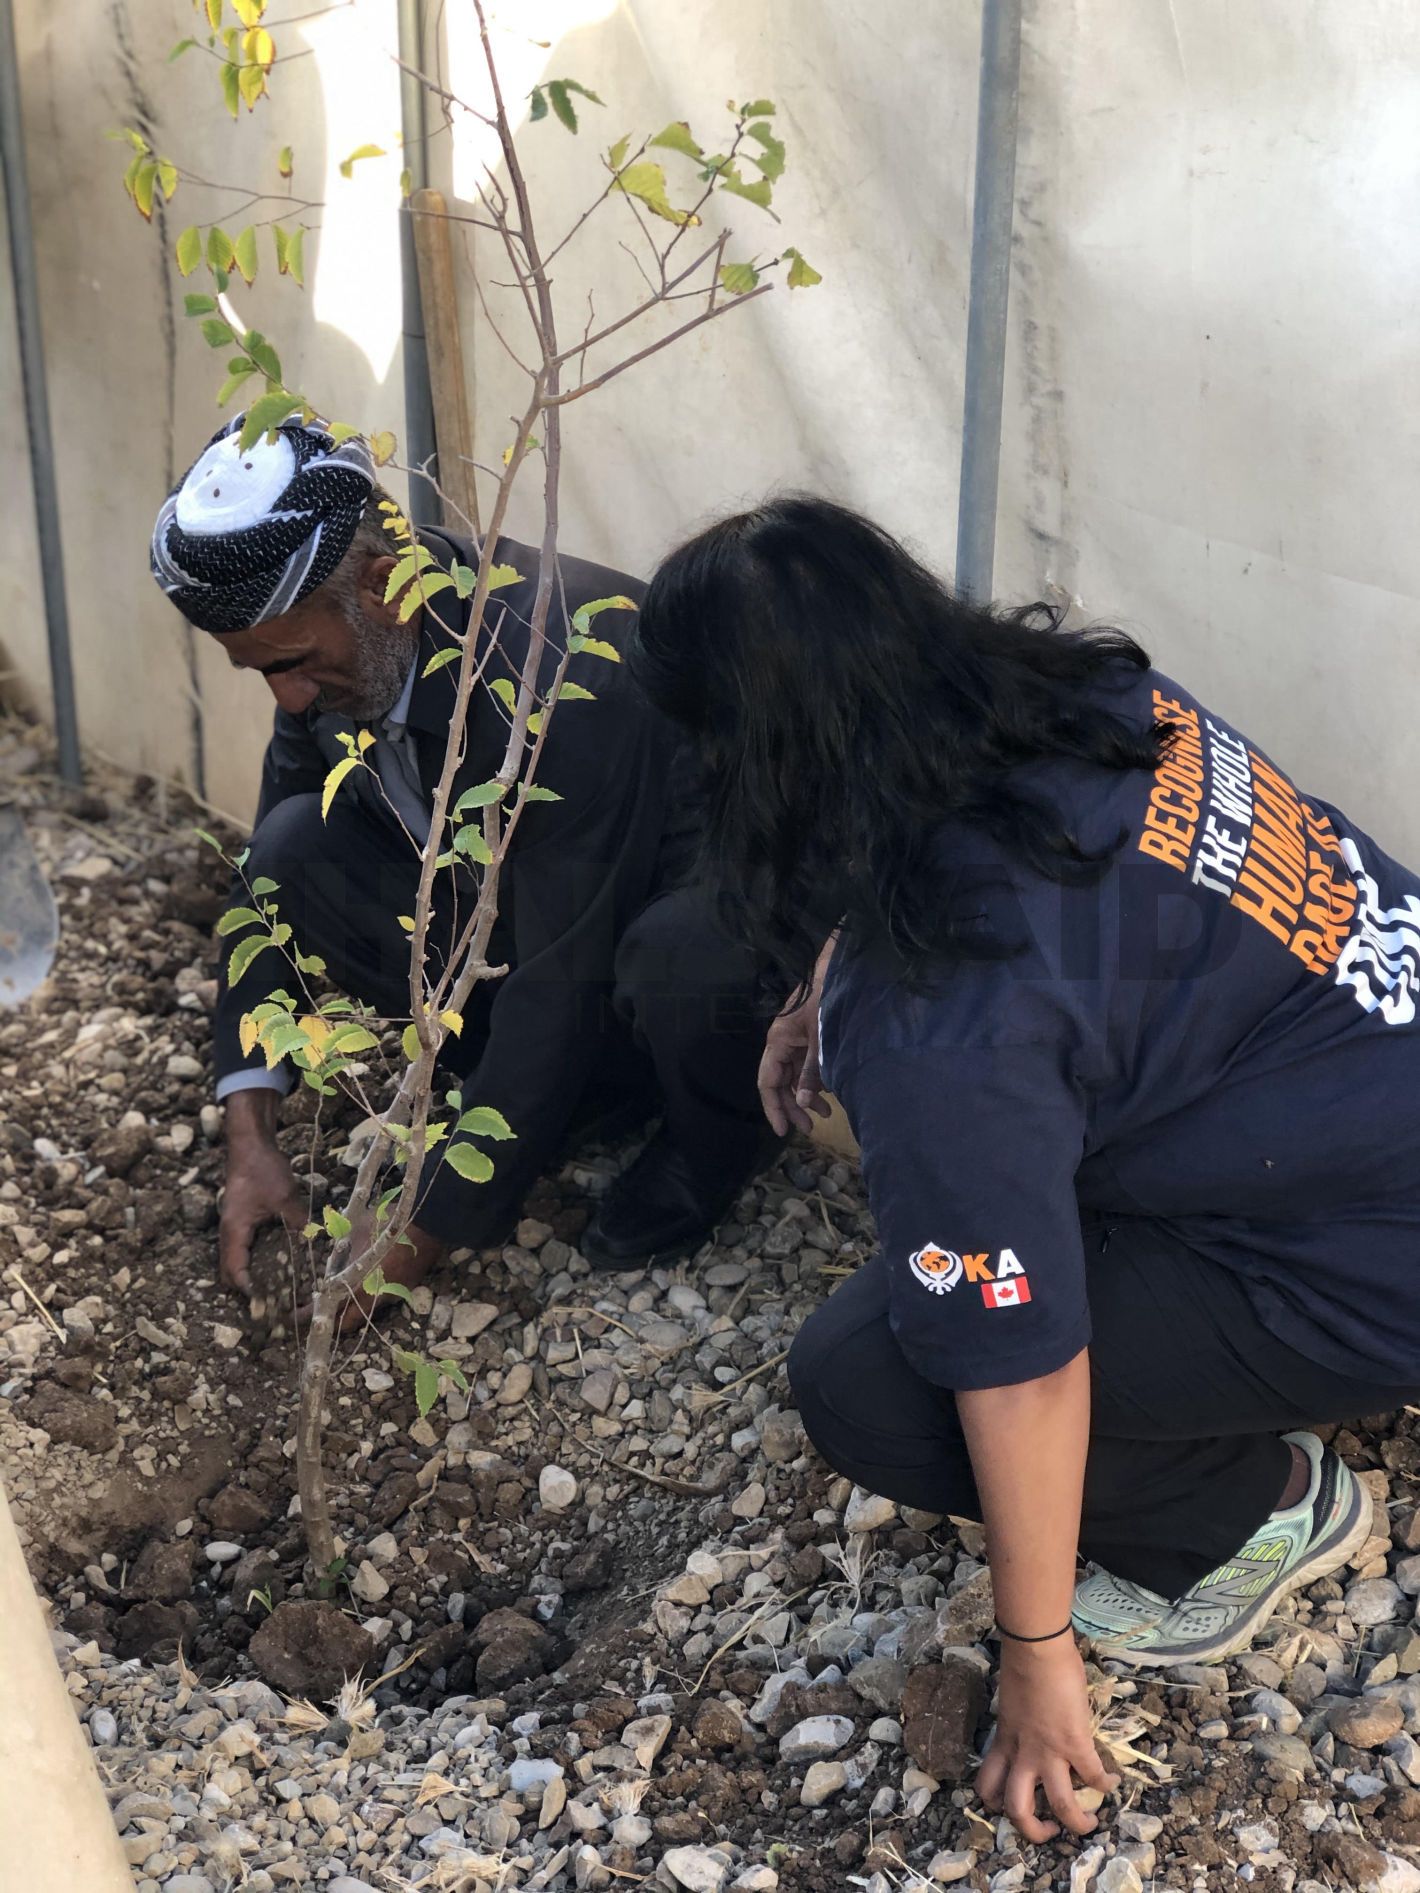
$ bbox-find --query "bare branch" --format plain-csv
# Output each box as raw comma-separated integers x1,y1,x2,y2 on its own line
554,280,774,405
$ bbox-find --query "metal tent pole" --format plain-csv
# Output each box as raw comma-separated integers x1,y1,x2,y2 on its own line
397,0,439,528
0,0,82,783
954,0,1023,608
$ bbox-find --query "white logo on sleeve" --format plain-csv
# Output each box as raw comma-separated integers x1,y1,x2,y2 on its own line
908,1243,964,1295
910,1242,1033,1308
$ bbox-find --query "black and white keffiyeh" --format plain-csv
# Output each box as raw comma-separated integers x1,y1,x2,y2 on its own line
150,414,376,634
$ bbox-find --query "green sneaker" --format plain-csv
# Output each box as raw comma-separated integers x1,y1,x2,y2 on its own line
1071,1431,1372,1667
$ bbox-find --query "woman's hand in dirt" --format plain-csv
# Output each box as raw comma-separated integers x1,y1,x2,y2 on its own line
219,1092,305,1296
976,1638,1119,1844
758,932,839,1136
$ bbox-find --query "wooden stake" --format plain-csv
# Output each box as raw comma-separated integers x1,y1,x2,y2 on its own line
411,188,480,538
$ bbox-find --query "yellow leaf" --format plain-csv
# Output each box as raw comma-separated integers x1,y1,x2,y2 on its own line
370,430,396,466
401,1021,422,1062
321,754,359,820
238,62,266,109
298,1014,333,1056
357,728,376,752
205,0,222,29
339,143,386,180
397,915,415,933
439,1009,463,1037
239,1014,260,1058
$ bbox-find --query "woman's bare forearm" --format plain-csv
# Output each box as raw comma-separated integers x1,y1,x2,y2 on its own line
957,1349,1091,1638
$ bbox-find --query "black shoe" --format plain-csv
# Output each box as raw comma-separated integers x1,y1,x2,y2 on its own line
580,1124,785,1273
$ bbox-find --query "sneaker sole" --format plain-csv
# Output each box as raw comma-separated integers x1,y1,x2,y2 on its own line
1086,1472,1373,1669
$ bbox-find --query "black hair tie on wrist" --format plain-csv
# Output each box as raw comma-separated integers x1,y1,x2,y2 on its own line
995,1619,1075,1644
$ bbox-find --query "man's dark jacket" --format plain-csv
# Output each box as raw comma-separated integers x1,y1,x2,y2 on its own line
221,528,687,1246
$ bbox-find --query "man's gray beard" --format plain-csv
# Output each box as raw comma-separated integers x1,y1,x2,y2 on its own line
316,606,413,720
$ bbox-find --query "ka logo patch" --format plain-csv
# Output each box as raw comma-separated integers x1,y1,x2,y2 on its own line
908,1242,963,1295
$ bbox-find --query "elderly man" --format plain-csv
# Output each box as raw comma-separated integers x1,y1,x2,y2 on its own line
150,414,778,1303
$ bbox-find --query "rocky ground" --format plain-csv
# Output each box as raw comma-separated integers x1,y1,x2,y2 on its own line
6,711,1420,1893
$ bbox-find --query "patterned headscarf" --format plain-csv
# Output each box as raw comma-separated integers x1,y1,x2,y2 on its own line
150,414,376,633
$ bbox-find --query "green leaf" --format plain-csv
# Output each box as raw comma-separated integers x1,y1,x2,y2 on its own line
168,36,197,59
414,1360,441,1418
227,932,275,987
528,86,548,122
445,1142,495,1183
157,159,179,201
339,143,386,179
519,783,562,803
217,363,257,406
457,1105,515,1140
784,246,822,289
200,317,235,348
547,79,578,132
383,545,432,601
322,1204,351,1239
450,559,476,599
133,158,158,220
613,161,699,227
250,876,279,896
568,635,621,662
239,390,302,450
397,570,454,623
175,225,203,276
401,1021,422,1063
453,826,494,866
740,98,776,117
215,905,263,935
490,676,516,713
488,562,523,591
556,681,596,703
649,120,704,162
719,170,774,212
285,226,305,288
184,292,218,316
326,1023,381,1054
363,1265,415,1307
220,60,241,118
607,134,630,172
207,226,235,271
437,1359,469,1394
278,143,293,179
421,645,461,679
746,122,786,181
244,332,282,382
718,261,760,296
452,780,507,815
570,594,637,633
237,59,267,110
320,753,360,820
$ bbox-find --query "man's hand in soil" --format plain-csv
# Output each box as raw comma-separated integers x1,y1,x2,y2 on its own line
330,1215,445,1335
219,1089,305,1295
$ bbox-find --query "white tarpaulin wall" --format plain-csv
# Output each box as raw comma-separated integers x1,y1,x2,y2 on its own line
5,1,1420,852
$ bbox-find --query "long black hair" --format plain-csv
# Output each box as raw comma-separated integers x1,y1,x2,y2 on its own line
629,495,1167,999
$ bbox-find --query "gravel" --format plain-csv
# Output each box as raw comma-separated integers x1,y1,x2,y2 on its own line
10,726,1420,1890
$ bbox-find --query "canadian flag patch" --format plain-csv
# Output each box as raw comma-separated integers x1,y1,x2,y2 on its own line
982,1276,1032,1310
